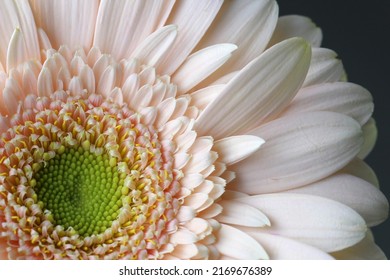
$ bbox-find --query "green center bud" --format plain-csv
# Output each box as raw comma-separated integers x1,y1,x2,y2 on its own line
33,146,125,237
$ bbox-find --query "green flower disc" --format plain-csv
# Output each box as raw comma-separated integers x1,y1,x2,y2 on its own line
33,146,125,237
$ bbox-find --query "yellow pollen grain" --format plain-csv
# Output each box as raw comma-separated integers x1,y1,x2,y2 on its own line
37,118,45,124
147,239,156,246
120,131,128,142
20,141,28,148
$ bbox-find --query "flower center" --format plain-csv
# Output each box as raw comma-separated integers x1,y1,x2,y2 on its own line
34,147,125,236
0,93,182,259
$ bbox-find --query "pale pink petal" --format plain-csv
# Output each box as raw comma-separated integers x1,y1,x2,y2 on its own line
216,200,270,227
358,118,377,159
246,232,334,260
170,244,205,259
268,15,322,47
230,111,363,194
172,44,237,93
169,228,199,245
214,224,269,260
303,48,345,87
30,0,99,52
281,82,373,125
213,135,264,165
7,29,29,72
236,193,367,252
331,231,387,260
341,158,379,188
195,38,311,139
131,25,177,67
196,0,278,78
159,0,224,74
190,84,224,110
0,0,40,68
176,206,196,223
37,67,53,97
286,174,389,226
180,173,204,190
93,0,175,60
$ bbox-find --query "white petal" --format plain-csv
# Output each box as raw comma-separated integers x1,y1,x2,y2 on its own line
286,174,389,226
131,25,177,68
331,231,387,260
158,0,224,74
190,84,224,110
303,48,345,87
268,15,322,47
195,38,311,139
172,44,237,93
176,206,196,223
7,28,29,72
358,118,377,159
281,82,373,125
30,0,99,52
246,232,334,260
37,67,53,97
196,0,278,78
230,111,363,194
169,228,199,245
214,135,264,165
341,158,379,188
236,193,367,252
214,224,269,260
0,0,40,68
93,0,175,60
216,200,270,227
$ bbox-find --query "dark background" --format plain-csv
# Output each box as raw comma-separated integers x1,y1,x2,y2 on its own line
277,0,390,257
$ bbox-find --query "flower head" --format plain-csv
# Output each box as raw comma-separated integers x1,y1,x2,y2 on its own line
0,0,388,260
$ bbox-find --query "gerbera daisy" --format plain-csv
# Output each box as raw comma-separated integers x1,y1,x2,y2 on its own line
0,0,388,260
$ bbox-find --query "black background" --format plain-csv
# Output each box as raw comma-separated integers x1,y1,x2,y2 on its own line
277,0,390,257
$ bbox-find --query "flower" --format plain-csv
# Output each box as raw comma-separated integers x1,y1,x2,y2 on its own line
0,0,388,260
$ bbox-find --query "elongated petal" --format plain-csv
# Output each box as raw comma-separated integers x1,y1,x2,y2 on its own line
131,25,178,68
331,231,387,260
172,44,237,93
281,82,373,125
30,0,99,52
214,224,269,259
341,158,379,188
236,193,367,252
286,174,389,226
196,0,278,77
303,48,345,87
358,118,377,159
0,0,40,68
93,0,175,60
216,200,270,227
268,15,322,47
229,111,363,194
7,29,28,72
246,232,334,260
195,38,311,139
213,135,264,165
159,0,223,74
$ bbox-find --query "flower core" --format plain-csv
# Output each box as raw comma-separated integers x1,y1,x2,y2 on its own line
34,147,125,237
0,92,182,259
